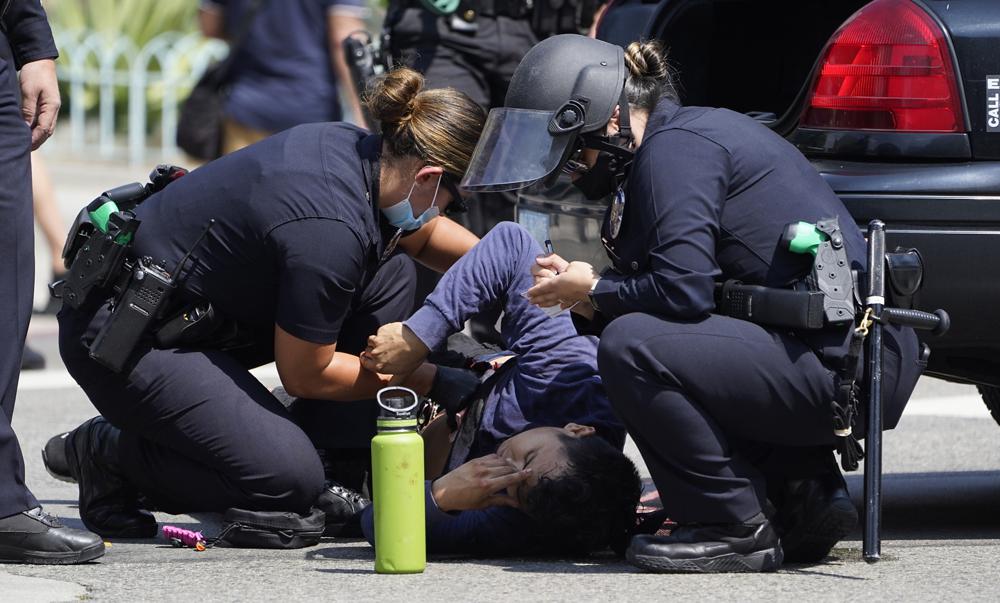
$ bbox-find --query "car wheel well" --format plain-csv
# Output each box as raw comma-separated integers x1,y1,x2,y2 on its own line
976,385,1000,428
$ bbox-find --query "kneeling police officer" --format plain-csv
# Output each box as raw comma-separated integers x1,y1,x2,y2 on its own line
462,35,923,572
46,68,485,538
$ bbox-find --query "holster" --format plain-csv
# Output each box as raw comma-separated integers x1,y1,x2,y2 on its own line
154,302,240,349
884,248,923,309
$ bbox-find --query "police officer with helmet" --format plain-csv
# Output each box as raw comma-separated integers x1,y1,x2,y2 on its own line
384,0,605,237
462,34,923,572
44,68,486,538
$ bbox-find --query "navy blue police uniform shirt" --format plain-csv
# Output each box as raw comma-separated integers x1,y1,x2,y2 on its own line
131,123,384,351
203,0,368,133
591,97,868,365
0,0,58,68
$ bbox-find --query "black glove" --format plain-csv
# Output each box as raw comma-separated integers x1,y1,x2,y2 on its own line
428,366,481,416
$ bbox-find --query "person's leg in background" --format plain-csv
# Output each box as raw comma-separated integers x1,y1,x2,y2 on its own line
221,117,272,155
0,55,103,563
31,152,66,287
19,151,68,370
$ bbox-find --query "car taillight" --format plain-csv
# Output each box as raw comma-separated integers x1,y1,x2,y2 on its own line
801,0,964,133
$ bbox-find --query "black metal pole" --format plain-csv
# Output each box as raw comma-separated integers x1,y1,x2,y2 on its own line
864,220,886,562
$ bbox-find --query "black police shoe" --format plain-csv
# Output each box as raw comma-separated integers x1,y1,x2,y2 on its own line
626,513,783,573
64,417,157,538
0,506,104,564
42,430,77,483
315,481,370,537
774,471,858,563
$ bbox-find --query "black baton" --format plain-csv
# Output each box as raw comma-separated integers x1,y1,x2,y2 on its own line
863,220,886,562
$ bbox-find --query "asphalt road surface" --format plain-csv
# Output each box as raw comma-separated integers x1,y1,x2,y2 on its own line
3,314,1000,602
5,157,999,601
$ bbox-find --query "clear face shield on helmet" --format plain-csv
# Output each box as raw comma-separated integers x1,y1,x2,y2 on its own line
461,96,634,200
460,107,582,193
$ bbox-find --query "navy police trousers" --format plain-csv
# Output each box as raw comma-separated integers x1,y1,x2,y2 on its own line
59,254,416,514
0,49,38,517
598,313,921,524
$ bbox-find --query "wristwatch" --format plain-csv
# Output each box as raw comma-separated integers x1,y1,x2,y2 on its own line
587,278,601,313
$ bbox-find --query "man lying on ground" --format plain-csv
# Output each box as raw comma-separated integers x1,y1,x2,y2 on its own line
361,222,642,556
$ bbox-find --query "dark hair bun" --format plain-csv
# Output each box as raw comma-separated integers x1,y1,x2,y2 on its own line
365,67,425,129
624,40,668,83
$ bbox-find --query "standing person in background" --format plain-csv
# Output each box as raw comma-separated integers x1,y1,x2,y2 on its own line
21,152,70,371
32,152,67,299
199,0,370,154
0,0,105,563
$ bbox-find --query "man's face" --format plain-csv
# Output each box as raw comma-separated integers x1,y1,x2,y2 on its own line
495,423,595,505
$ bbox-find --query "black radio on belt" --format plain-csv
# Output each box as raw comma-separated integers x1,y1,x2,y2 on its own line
88,257,176,372
343,30,391,126
88,220,215,373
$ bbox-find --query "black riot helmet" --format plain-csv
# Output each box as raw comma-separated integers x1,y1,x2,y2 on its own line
461,34,634,193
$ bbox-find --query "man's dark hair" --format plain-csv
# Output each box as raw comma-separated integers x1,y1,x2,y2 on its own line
522,434,641,555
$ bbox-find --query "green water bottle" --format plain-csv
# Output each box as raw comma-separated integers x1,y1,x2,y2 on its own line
372,386,425,574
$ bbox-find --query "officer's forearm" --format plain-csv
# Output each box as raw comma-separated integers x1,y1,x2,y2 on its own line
281,351,386,400
405,217,479,273
288,353,434,401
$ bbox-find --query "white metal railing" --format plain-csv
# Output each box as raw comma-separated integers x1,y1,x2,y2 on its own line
53,29,228,165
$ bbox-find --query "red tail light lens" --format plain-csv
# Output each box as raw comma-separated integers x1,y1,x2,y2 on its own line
802,0,964,133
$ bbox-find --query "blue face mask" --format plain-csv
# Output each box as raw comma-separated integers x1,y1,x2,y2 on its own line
381,175,441,232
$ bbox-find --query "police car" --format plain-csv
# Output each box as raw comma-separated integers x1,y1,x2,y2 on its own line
518,0,1000,424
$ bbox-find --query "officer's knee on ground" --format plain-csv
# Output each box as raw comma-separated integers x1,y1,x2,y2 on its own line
256,449,326,512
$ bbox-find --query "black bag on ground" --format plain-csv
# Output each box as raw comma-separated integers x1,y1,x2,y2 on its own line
213,507,325,549
176,0,268,160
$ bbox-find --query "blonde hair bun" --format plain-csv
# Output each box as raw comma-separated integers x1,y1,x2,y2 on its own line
365,68,425,129
624,40,669,84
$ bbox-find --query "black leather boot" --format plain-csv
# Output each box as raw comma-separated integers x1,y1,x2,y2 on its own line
315,481,370,537
0,507,104,564
774,470,857,563
64,417,157,538
42,430,76,483
626,512,783,573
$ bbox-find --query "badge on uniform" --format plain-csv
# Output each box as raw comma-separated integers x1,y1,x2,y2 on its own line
608,186,626,240
380,228,403,264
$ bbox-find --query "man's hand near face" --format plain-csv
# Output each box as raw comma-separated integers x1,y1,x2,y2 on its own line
18,59,60,150
431,454,532,512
